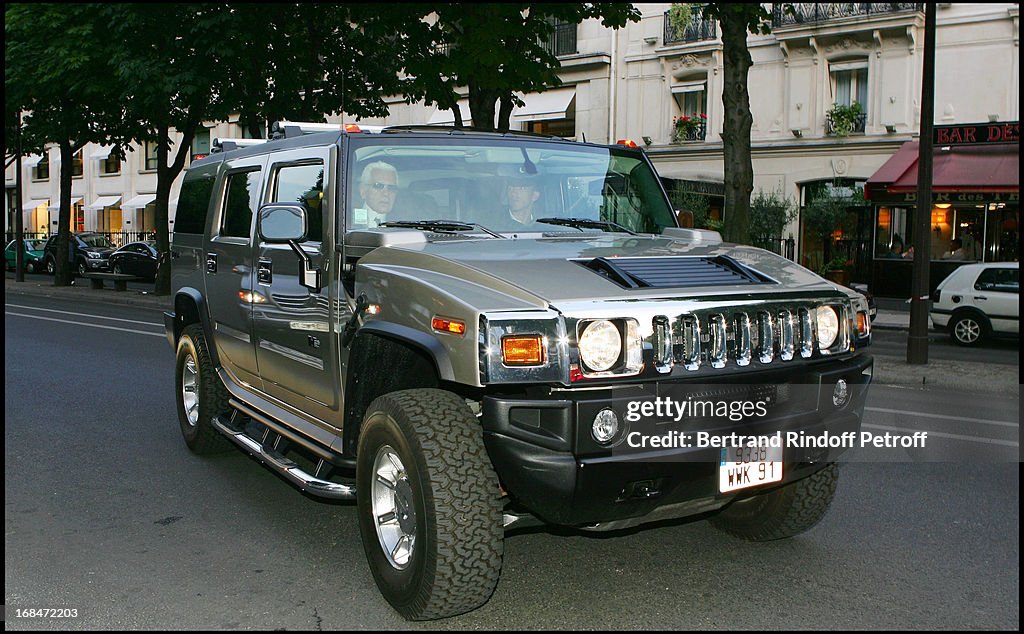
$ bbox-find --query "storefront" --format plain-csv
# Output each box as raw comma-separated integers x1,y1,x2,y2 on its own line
864,123,1019,297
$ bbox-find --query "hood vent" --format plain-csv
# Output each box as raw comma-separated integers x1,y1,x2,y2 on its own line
577,255,774,290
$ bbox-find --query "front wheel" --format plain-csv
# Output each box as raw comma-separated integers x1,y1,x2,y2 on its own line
174,324,232,454
710,463,839,541
356,389,503,620
77,259,87,276
113,263,123,275
45,256,56,275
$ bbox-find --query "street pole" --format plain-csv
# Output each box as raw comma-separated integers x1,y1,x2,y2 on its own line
15,110,25,283
907,3,936,364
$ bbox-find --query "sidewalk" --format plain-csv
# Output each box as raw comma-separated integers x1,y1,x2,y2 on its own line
6,275,1016,395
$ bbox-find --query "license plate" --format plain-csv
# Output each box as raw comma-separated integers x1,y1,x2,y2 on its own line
719,445,783,493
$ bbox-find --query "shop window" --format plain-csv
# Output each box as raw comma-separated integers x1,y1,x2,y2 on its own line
34,155,49,180
875,206,914,259
270,162,324,242
984,204,1019,263
73,202,85,233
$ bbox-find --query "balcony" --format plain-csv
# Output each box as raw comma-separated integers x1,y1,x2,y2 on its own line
825,110,867,136
772,3,923,28
664,6,717,45
540,20,578,57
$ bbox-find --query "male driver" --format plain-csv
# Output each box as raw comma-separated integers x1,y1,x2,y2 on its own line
354,161,399,227
506,176,541,225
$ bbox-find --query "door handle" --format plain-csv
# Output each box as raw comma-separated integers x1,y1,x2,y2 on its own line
975,295,988,301
257,259,272,285
206,252,217,273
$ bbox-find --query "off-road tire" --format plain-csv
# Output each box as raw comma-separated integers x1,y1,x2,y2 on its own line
175,324,232,454
45,255,56,275
77,259,87,276
710,463,839,541
356,389,503,621
949,312,987,347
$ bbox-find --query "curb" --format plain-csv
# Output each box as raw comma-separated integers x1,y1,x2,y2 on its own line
870,353,1020,395
5,279,167,311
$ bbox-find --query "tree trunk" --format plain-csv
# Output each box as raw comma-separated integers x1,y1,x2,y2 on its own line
468,85,497,131
153,121,197,296
497,92,515,132
719,14,753,245
53,140,75,286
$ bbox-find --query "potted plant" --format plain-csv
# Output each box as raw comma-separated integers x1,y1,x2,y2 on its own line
818,255,853,286
827,101,864,137
673,112,707,142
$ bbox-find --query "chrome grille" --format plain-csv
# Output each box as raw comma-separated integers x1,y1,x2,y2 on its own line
658,302,848,373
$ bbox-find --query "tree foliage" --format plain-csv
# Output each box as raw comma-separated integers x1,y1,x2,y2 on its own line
5,4,124,286
749,187,797,250
403,4,640,131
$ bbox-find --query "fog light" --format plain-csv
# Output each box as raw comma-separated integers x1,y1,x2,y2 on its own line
832,379,849,408
592,408,619,444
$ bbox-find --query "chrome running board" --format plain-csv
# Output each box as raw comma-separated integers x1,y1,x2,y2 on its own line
213,413,356,500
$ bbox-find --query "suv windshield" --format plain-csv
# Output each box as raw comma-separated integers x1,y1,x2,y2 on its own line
346,137,676,235
79,234,114,249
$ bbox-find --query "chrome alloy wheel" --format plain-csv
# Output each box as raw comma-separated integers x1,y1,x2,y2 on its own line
371,444,417,570
181,353,200,427
954,317,981,344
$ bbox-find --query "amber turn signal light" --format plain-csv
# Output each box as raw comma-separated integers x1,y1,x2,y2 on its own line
501,335,545,366
431,317,466,336
856,311,868,336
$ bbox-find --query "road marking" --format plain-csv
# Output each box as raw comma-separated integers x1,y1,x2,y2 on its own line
5,311,164,338
865,407,1019,428
862,423,1018,448
5,303,162,327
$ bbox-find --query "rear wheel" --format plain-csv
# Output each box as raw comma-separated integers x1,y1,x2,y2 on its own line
174,324,232,453
949,313,987,346
710,463,839,541
356,389,503,620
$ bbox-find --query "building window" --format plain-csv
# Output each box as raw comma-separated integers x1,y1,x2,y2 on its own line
71,149,84,177
671,81,708,142
526,119,575,138
540,18,577,57
828,60,868,134
101,153,120,175
34,155,49,180
192,129,211,161
144,140,159,171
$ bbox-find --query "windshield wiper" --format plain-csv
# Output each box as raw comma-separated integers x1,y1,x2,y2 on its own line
379,219,507,239
535,217,639,236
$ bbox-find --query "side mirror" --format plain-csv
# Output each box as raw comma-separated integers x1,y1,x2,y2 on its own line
257,203,307,243
257,203,320,292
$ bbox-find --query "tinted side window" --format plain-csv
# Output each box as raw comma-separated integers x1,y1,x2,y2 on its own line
271,163,324,242
221,170,262,239
175,174,216,234
975,268,1019,293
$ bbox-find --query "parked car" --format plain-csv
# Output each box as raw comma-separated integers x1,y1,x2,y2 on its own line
930,262,1019,346
4,238,46,273
42,231,116,276
108,240,158,281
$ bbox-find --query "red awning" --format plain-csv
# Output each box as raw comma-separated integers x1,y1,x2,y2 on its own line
866,140,1019,200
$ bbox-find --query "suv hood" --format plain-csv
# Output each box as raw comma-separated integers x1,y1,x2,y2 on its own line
361,234,838,306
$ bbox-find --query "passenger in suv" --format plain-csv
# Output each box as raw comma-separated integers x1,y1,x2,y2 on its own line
165,122,873,621
42,231,115,276
930,262,1019,345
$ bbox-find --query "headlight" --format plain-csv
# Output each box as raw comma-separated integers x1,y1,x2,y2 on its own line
86,251,100,259
578,319,621,372
816,305,839,349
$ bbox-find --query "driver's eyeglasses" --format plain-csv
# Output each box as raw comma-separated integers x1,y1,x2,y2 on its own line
369,182,399,192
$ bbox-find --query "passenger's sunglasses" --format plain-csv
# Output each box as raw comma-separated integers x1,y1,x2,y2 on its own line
369,182,399,192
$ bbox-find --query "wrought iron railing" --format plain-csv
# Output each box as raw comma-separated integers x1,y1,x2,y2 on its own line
825,111,868,136
664,6,717,44
4,231,49,243
672,121,708,143
540,20,578,57
757,236,797,261
772,3,923,27
4,230,158,249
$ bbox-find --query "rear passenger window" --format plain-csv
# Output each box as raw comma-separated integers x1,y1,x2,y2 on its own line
975,268,1019,293
271,163,324,242
174,175,215,234
221,170,262,238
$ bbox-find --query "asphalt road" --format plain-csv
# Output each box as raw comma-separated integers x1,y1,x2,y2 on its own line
4,295,1019,630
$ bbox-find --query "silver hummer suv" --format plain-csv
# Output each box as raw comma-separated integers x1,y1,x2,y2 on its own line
165,122,873,620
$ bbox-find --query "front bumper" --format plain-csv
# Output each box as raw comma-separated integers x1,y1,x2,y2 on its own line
482,354,872,528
